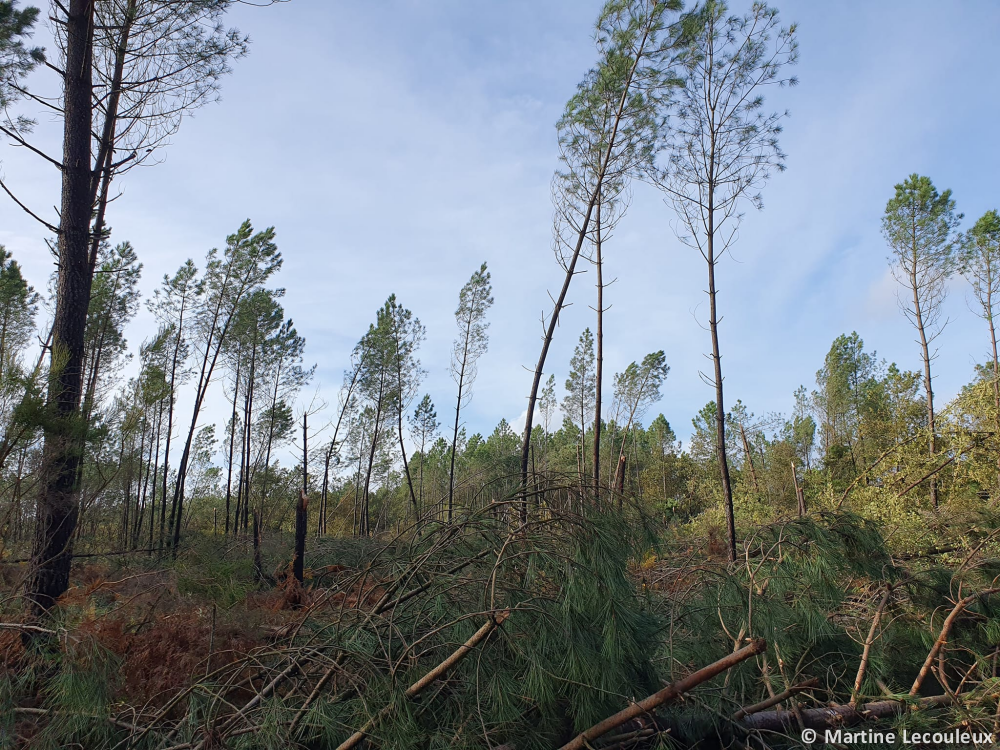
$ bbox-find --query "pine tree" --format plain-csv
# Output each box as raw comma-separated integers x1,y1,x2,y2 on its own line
410,394,439,518
448,263,493,522
882,175,961,509
563,329,596,484
654,0,797,561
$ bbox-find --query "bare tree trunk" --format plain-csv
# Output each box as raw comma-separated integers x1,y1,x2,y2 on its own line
224,355,240,535
159,299,186,547
593,192,603,504
988,288,1000,492
27,0,95,617
361,372,386,537
294,414,307,583
791,461,805,517
739,422,760,493
910,260,938,509
252,508,263,582
707,200,737,563
449,321,471,523
319,443,332,536
614,454,627,495
240,340,258,533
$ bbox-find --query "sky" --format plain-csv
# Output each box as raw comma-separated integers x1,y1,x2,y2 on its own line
2,0,1000,453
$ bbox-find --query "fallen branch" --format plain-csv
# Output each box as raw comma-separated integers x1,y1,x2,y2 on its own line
0,622,56,635
557,638,766,750
335,610,509,750
852,586,893,705
898,455,957,498
733,677,819,721
910,587,1000,696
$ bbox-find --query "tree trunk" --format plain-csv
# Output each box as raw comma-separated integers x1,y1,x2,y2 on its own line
449,319,472,523
361,372,386,537
159,299,186,548
28,0,96,616
593,192,603,504
518,21,655,521
910,261,937,509
706,192,737,563
294,415,307,583
739,422,760,493
224,354,240,536
988,288,1000,493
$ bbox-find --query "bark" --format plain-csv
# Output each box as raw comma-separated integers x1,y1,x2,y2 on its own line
28,0,95,616
85,0,136,276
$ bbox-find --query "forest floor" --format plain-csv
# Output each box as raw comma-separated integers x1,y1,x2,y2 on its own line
2,507,1000,749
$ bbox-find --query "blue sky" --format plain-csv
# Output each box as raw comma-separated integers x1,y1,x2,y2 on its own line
2,0,1000,449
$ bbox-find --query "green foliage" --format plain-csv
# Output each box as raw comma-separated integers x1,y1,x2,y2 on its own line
0,0,43,109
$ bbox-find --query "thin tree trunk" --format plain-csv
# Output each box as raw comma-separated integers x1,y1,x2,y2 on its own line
240,339,258,533
294,414,307,583
791,461,805,517
910,229,937,509
449,318,472,523
319,443,332,536
170,257,244,552
707,191,737,563
159,299,186,548
593,192,603,504
224,355,240,536
518,21,654,521
739,422,760,493
361,373,386,537
988,289,1000,491
392,334,419,520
